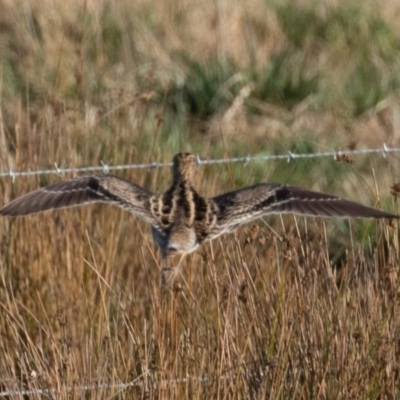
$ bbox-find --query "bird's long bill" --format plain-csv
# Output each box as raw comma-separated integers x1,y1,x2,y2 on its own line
160,253,186,289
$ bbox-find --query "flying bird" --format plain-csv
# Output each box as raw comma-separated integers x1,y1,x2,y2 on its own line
0,153,397,287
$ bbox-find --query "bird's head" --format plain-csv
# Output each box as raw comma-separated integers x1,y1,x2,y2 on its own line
172,153,197,183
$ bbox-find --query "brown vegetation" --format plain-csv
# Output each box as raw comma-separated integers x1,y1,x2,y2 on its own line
0,0,399,397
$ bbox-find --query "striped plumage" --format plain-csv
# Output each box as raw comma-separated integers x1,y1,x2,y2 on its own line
0,153,397,287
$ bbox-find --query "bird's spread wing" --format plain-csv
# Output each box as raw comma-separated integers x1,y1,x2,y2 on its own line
0,174,158,226
211,183,397,234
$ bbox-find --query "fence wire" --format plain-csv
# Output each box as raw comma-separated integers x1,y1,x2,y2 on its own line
1,145,399,182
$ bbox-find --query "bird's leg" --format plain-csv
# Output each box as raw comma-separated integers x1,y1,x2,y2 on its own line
160,252,187,289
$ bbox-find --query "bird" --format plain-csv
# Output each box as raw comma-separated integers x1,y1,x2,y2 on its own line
0,153,397,287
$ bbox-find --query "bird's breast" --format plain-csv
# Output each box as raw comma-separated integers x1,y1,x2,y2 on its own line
151,225,199,255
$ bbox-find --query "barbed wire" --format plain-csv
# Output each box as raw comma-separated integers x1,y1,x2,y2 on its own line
1,144,399,182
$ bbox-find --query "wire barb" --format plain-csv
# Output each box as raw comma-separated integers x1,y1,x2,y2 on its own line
195,154,202,166
8,166,15,183
382,143,389,159
54,162,62,176
100,160,111,174
287,151,295,163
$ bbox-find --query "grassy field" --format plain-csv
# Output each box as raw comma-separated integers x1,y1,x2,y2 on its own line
0,0,400,398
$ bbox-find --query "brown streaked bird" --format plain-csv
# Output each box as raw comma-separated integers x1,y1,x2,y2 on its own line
0,153,398,287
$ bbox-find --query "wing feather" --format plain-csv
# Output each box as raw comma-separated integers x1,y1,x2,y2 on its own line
211,183,397,236
0,174,158,226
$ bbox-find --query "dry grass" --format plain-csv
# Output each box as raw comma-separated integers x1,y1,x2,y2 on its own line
0,0,400,398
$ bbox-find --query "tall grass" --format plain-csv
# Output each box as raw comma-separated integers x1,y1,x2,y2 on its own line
0,0,399,398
